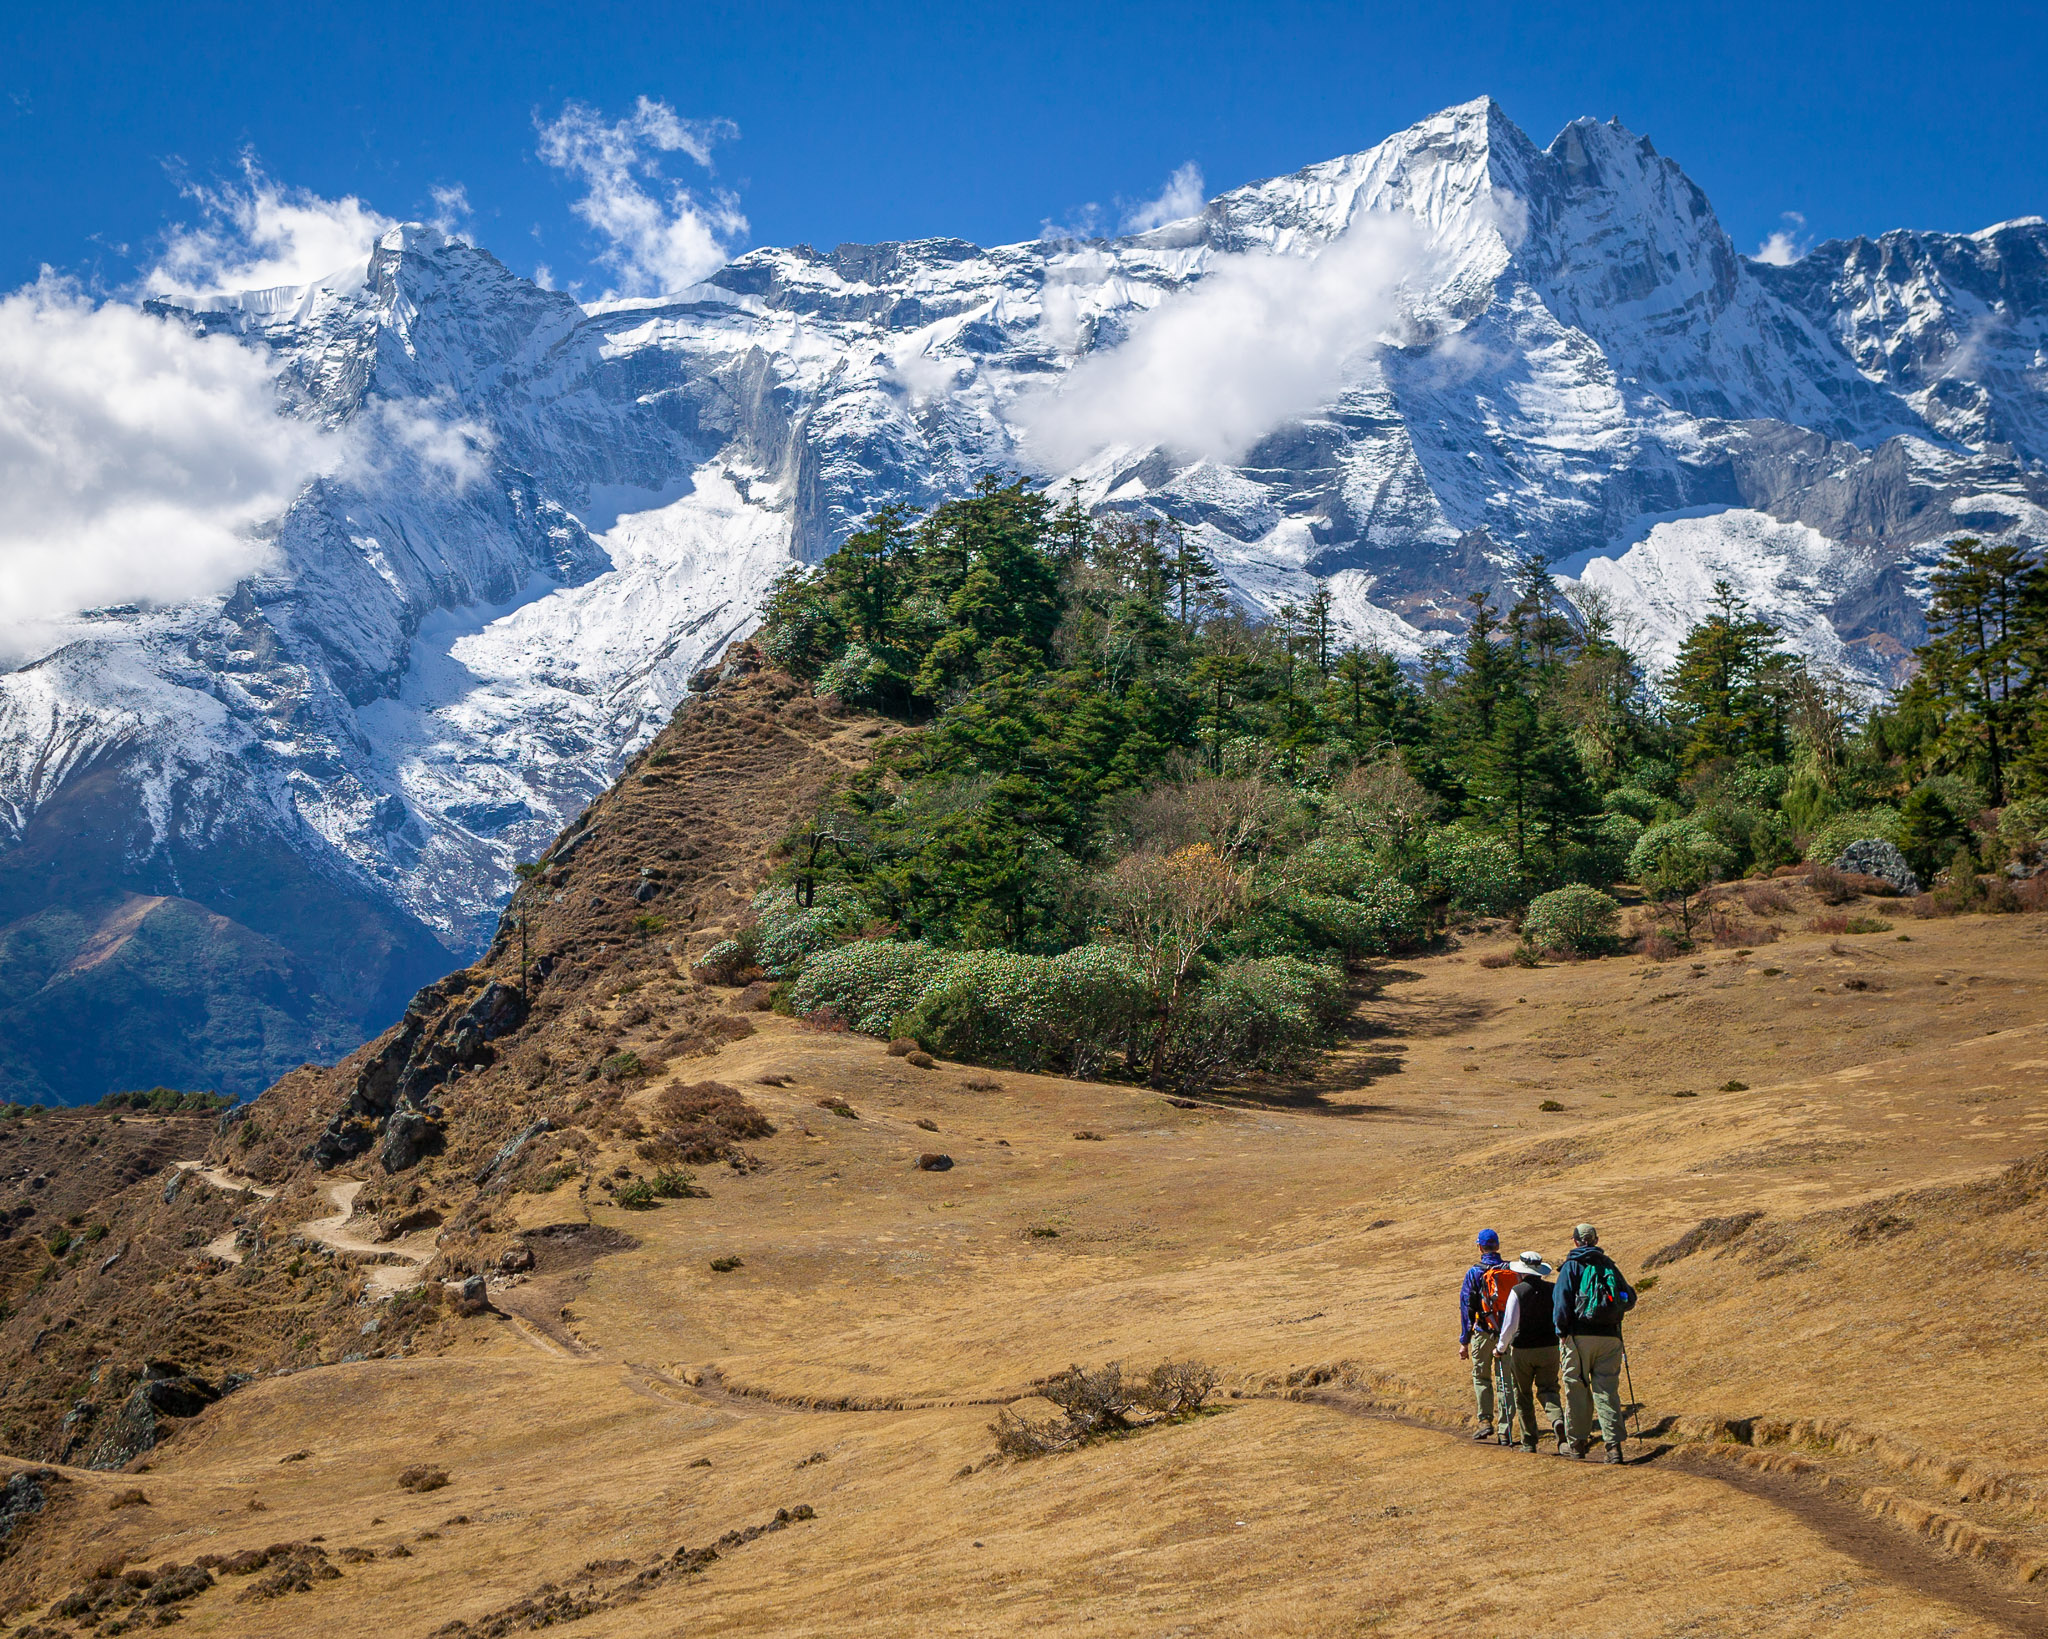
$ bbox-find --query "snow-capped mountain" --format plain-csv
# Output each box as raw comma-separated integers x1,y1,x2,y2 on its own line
3,97,2043,1100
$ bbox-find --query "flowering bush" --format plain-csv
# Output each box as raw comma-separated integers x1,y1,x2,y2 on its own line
1160,956,1347,1087
896,944,1150,1076
788,940,957,1036
750,884,869,977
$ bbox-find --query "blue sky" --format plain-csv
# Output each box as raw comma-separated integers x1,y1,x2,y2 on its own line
3,0,2043,295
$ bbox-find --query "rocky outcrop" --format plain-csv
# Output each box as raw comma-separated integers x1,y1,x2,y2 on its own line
1836,838,1922,895
59,1362,228,1471
312,978,529,1172
0,1466,56,1558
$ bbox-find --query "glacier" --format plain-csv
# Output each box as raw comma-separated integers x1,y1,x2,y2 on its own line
2,96,2043,1100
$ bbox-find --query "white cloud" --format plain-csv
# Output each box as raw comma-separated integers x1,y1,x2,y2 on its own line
358,398,495,490
428,183,473,240
1017,210,1424,470
536,96,746,296
1120,162,1206,233
151,159,392,295
1754,211,1810,267
0,277,345,660
1042,163,1208,244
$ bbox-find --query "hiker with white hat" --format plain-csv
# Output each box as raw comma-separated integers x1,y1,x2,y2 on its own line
1552,1222,1638,1464
1456,1228,1516,1444
1494,1250,1565,1454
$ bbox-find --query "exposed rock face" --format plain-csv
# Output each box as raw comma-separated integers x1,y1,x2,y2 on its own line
1835,839,1922,895
59,1363,224,1471
0,1466,54,1556
313,977,528,1171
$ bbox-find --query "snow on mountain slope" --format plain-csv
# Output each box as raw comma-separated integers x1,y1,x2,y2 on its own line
3,97,2045,1099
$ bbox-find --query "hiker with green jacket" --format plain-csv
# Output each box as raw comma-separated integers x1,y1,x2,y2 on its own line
1552,1223,1637,1464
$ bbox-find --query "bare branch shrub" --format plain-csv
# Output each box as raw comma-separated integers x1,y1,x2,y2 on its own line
988,1358,1217,1460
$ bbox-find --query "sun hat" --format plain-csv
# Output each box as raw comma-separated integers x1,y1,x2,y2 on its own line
1573,1223,1598,1245
1476,1228,1499,1249
1509,1251,1554,1277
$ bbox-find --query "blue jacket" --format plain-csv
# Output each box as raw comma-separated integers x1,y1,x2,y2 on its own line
1553,1245,1636,1338
1458,1251,1509,1344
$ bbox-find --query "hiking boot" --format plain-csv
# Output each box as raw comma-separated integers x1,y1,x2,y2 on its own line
1568,1440,1590,1460
1603,1444,1625,1465
1471,1428,1494,1443
1519,1440,1539,1453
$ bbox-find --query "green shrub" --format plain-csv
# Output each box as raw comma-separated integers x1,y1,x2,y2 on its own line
1571,812,1643,885
813,641,905,707
599,1051,645,1082
895,944,1149,1077
692,937,752,984
1521,886,1622,955
614,1178,658,1209
750,884,869,978
1159,956,1347,1088
1601,787,1666,824
1803,806,1901,864
1690,799,1795,873
94,1087,233,1114
651,1169,695,1198
1266,839,1425,956
1628,820,1736,898
789,940,961,1036
1422,826,1523,917
1897,779,1981,877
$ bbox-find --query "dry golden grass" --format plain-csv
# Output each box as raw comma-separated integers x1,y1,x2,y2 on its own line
5,909,2048,1636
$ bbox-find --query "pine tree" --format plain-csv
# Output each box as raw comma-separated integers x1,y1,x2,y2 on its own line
1914,536,2044,805
1162,520,1227,632
1665,581,1794,770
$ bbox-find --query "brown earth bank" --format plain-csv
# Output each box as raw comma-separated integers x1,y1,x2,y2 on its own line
2,654,2047,1634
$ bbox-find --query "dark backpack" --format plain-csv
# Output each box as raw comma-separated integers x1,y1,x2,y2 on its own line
1568,1256,1628,1328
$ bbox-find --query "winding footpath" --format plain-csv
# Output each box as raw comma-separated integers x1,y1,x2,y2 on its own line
174,1163,435,1296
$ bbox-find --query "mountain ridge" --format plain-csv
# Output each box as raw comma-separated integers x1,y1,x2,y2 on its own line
3,96,2043,1101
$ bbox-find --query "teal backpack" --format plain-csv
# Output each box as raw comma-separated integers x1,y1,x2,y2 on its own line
1569,1258,1628,1328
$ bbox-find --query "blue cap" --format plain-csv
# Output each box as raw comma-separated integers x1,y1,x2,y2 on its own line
1476,1228,1499,1249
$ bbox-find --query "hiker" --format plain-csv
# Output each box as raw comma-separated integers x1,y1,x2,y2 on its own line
1552,1222,1637,1464
1494,1250,1565,1454
1456,1228,1517,1444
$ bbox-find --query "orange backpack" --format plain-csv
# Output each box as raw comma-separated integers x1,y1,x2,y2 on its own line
1472,1263,1519,1332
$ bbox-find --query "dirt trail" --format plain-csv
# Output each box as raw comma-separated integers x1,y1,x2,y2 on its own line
172,1161,275,1265
295,1180,439,1297
1298,1385,2048,1637
174,1165,436,1296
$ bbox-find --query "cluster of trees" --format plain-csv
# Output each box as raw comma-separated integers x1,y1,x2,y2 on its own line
743,477,2047,1084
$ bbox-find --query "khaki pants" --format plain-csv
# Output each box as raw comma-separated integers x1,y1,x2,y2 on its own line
1468,1331,1512,1437
1505,1345,1563,1449
1561,1333,1627,1449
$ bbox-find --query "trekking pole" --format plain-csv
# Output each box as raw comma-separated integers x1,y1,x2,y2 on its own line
1621,1339,1640,1448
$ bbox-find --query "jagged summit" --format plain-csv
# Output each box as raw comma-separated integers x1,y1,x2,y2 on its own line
4,99,2046,1100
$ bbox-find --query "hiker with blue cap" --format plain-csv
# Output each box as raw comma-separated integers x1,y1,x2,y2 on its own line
1457,1228,1516,1444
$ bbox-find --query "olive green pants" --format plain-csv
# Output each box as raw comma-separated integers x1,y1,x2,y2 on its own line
1468,1331,1512,1437
1560,1333,1627,1449
1504,1345,1564,1449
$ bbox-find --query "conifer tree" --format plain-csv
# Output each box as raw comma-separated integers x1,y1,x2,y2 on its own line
1914,536,2043,805
1665,581,1794,769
